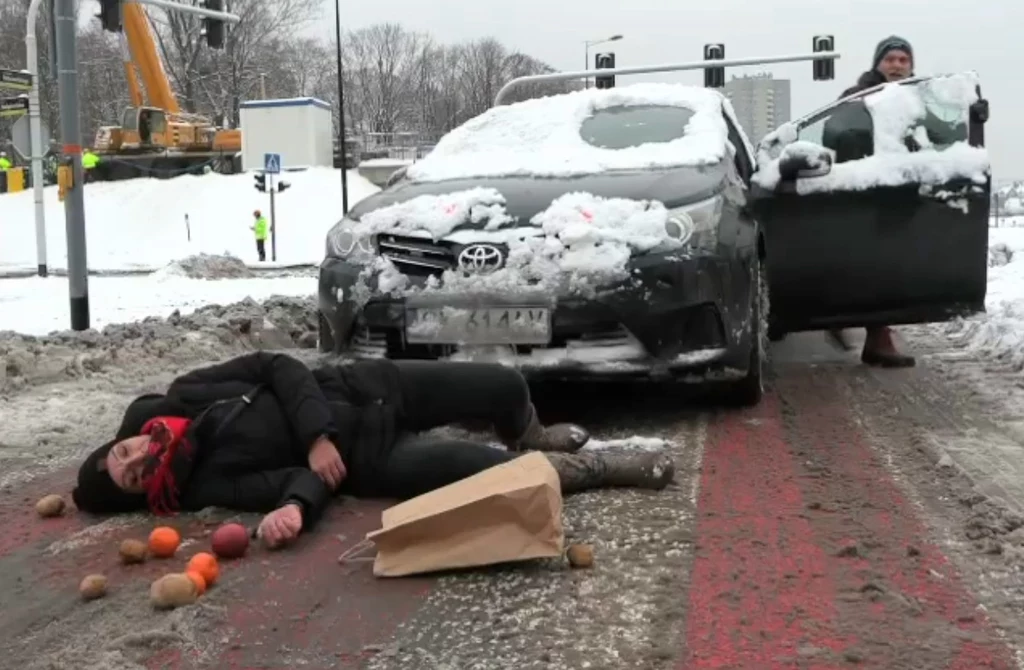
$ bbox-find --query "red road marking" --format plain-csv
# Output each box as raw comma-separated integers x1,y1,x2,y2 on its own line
684,376,1017,669
684,396,850,669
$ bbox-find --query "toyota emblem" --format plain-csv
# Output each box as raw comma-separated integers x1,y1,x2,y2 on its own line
457,244,504,274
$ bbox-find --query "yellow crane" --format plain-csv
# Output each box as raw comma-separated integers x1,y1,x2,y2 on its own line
91,1,241,181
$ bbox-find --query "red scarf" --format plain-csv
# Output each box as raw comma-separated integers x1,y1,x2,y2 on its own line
140,416,193,515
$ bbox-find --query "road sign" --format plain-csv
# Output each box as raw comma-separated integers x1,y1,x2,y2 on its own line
264,152,281,174
11,115,51,158
0,95,29,118
0,68,32,91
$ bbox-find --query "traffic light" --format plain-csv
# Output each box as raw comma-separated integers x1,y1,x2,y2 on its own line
812,35,836,81
595,52,615,89
97,0,122,32
277,181,291,193
200,0,226,50
253,173,266,192
703,44,725,88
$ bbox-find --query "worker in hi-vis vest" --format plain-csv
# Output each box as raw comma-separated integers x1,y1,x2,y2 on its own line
251,209,268,261
81,149,100,182
0,152,11,171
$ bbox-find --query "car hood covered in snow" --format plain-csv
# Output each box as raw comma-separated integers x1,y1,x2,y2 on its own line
347,162,729,228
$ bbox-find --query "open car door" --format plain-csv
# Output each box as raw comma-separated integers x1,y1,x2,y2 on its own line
749,72,991,337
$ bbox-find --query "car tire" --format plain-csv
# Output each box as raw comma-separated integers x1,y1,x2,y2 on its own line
317,311,336,354
724,254,766,407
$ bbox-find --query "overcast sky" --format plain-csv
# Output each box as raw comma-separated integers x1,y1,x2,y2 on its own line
313,0,1020,180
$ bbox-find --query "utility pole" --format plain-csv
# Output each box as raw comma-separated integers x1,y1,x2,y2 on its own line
334,0,349,214
54,0,89,329
259,72,267,98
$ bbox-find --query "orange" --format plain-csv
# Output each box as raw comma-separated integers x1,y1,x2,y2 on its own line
148,526,181,558
185,570,207,595
186,552,219,587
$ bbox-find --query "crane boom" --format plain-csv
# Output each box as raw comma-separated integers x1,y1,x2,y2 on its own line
122,1,179,114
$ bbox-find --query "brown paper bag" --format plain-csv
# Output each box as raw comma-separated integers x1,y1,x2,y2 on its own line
365,451,565,577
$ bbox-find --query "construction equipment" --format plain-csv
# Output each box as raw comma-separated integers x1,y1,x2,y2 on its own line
91,1,241,181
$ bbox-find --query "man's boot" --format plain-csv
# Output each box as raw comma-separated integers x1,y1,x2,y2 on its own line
861,325,915,368
505,403,590,453
544,450,676,493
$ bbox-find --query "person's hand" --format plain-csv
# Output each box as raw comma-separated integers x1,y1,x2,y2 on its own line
257,503,303,549
309,435,347,490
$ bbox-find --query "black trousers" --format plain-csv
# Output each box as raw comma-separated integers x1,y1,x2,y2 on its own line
376,361,531,499
256,239,266,261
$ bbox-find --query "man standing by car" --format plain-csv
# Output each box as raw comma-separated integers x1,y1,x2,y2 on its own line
824,35,916,368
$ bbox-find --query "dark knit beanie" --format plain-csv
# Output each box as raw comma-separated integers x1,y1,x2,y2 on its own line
71,440,147,514
872,35,914,70
71,393,185,515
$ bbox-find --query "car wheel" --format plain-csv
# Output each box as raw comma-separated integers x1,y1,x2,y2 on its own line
317,311,336,354
724,254,766,407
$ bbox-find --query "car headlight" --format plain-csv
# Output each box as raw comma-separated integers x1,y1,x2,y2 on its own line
325,218,375,262
665,194,723,249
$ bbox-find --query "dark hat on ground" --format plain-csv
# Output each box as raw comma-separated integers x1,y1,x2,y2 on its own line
71,440,147,514
71,393,182,515
873,35,914,70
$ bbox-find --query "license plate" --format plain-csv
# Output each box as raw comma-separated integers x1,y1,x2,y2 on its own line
404,306,551,345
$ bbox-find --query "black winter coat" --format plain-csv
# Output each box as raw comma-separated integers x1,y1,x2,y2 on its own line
112,352,406,529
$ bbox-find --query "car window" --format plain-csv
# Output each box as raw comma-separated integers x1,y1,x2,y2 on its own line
795,78,969,160
579,105,695,150
722,112,755,182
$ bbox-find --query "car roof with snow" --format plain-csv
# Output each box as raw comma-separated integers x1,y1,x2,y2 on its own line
403,83,738,185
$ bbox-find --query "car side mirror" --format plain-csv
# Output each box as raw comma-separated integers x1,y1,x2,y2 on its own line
385,166,408,188
778,151,832,181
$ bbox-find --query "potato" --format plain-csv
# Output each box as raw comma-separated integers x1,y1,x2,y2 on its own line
566,543,594,569
36,494,66,518
79,574,107,600
150,573,198,609
119,539,148,564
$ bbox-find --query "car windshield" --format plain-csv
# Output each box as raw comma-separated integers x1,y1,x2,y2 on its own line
579,105,695,150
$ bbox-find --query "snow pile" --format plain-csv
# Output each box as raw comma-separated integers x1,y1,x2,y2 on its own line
0,270,316,335
152,252,253,280
0,295,320,392
930,229,1024,374
753,73,989,193
406,83,730,182
0,167,379,273
358,187,513,237
353,189,682,298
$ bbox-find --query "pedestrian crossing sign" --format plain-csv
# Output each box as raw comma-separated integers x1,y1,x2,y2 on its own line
264,153,281,174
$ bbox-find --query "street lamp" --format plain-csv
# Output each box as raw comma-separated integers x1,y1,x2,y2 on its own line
584,34,623,89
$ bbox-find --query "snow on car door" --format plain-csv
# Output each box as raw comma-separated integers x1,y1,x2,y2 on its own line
749,72,990,336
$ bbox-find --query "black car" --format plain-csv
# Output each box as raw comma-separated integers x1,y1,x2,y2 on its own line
318,73,990,407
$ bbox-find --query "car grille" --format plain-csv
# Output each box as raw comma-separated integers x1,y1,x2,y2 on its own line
376,233,456,277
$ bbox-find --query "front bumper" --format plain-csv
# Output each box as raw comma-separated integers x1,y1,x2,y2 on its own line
318,251,752,381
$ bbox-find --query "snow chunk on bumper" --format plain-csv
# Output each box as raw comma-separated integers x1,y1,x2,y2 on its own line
357,190,682,298
405,83,730,182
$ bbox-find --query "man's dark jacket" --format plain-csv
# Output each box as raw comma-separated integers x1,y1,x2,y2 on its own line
110,352,406,529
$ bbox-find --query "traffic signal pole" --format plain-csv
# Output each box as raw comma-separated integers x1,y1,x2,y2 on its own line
269,172,277,262
493,49,841,106
47,0,240,330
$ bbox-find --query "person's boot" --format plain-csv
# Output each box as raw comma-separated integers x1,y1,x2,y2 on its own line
505,403,590,453
825,328,855,352
544,450,676,493
861,325,915,368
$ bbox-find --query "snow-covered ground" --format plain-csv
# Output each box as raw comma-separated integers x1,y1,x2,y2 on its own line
0,168,378,334
0,167,379,273
924,219,1024,373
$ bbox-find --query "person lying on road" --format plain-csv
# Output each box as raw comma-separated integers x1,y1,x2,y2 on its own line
72,352,675,548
